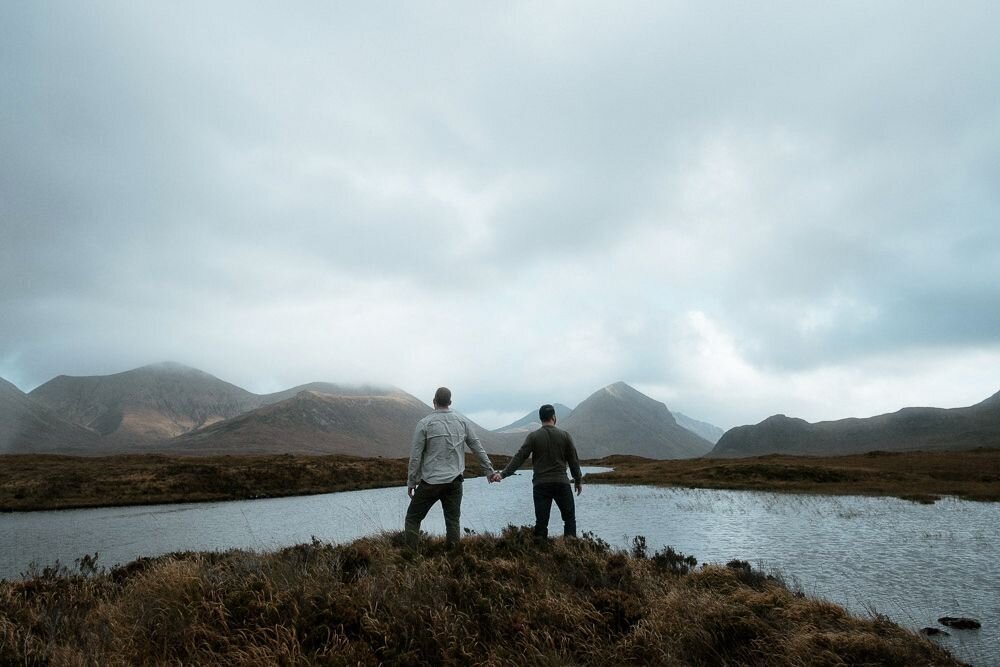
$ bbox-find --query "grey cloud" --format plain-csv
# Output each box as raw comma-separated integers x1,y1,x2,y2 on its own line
3,1,1000,427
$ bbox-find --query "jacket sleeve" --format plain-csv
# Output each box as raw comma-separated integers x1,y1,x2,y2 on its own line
501,435,533,478
464,421,496,477
566,432,583,484
407,422,426,489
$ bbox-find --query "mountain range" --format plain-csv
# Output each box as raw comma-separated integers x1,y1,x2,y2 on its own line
710,391,1000,457
170,389,432,457
9,361,994,460
2,363,719,459
492,387,714,459
496,404,573,434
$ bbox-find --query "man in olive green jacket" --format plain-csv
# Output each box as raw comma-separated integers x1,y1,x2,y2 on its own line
499,404,582,539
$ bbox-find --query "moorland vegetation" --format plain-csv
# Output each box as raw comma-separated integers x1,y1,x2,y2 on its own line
0,454,504,512
0,528,959,666
588,448,1000,502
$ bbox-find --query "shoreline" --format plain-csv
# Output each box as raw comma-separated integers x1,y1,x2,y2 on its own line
0,479,406,514
2,448,997,513
0,453,510,513
584,447,1000,503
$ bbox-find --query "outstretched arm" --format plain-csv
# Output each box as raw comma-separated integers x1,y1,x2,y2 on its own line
566,433,583,494
464,422,497,479
500,436,533,479
407,424,426,494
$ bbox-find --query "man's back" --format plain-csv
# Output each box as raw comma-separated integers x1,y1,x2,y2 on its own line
500,414,583,540
404,387,498,548
408,408,493,486
421,409,474,453
511,425,583,485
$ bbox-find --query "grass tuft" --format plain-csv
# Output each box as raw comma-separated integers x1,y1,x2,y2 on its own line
0,529,960,666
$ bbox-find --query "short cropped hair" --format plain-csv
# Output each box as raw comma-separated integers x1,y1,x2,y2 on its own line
434,387,452,407
538,404,556,422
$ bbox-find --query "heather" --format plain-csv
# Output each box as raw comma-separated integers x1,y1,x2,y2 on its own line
0,528,958,666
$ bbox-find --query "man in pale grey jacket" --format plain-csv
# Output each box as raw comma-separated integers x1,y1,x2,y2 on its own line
405,387,501,548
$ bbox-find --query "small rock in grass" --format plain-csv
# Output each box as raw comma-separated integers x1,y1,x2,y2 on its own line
920,627,950,637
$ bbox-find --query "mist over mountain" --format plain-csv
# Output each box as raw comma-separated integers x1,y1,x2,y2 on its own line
710,390,1000,457
0,376,102,454
673,412,726,444
560,382,713,459
5,366,714,459
496,404,574,434
167,389,431,457
257,383,404,406
28,362,260,446
15,361,993,461
15,362,511,457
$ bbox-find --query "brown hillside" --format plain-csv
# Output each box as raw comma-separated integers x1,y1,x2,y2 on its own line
165,390,432,457
28,362,259,446
21,363,511,457
711,389,1000,457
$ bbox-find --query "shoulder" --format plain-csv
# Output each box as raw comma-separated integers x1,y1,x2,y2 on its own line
526,428,546,443
417,412,439,427
552,426,573,440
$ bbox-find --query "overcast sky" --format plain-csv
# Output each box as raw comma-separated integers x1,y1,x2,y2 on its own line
2,2,999,429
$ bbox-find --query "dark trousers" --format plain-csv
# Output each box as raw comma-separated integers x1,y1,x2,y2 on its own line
404,476,463,547
533,482,576,539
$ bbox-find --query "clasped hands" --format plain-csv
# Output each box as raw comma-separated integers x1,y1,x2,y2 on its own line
488,472,503,483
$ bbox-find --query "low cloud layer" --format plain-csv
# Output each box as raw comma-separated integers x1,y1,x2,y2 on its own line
3,2,999,429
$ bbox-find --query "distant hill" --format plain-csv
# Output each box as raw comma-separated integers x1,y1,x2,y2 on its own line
674,412,725,444
29,362,260,446
169,387,515,458
0,377,102,454
710,390,1000,457
19,363,512,458
168,388,434,457
560,382,713,459
257,382,405,406
496,403,574,434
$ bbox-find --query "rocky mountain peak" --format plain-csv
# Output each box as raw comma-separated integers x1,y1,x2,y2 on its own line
561,382,712,459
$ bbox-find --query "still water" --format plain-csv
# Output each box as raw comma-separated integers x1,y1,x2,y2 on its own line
2,468,997,665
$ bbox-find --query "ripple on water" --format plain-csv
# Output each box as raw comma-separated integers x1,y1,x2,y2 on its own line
1,473,996,665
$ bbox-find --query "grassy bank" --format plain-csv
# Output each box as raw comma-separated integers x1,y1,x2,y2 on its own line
0,454,407,512
5,447,996,512
0,529,958,666
585,447,1000,502
0,454,509,512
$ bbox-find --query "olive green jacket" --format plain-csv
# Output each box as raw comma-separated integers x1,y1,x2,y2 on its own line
501,425,582,485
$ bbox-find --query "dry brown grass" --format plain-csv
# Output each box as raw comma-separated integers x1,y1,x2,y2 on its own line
0,529,960,666
0,453,510,512
585,447,1000,502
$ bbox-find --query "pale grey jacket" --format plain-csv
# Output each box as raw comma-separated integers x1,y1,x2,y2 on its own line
407,408,496,488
